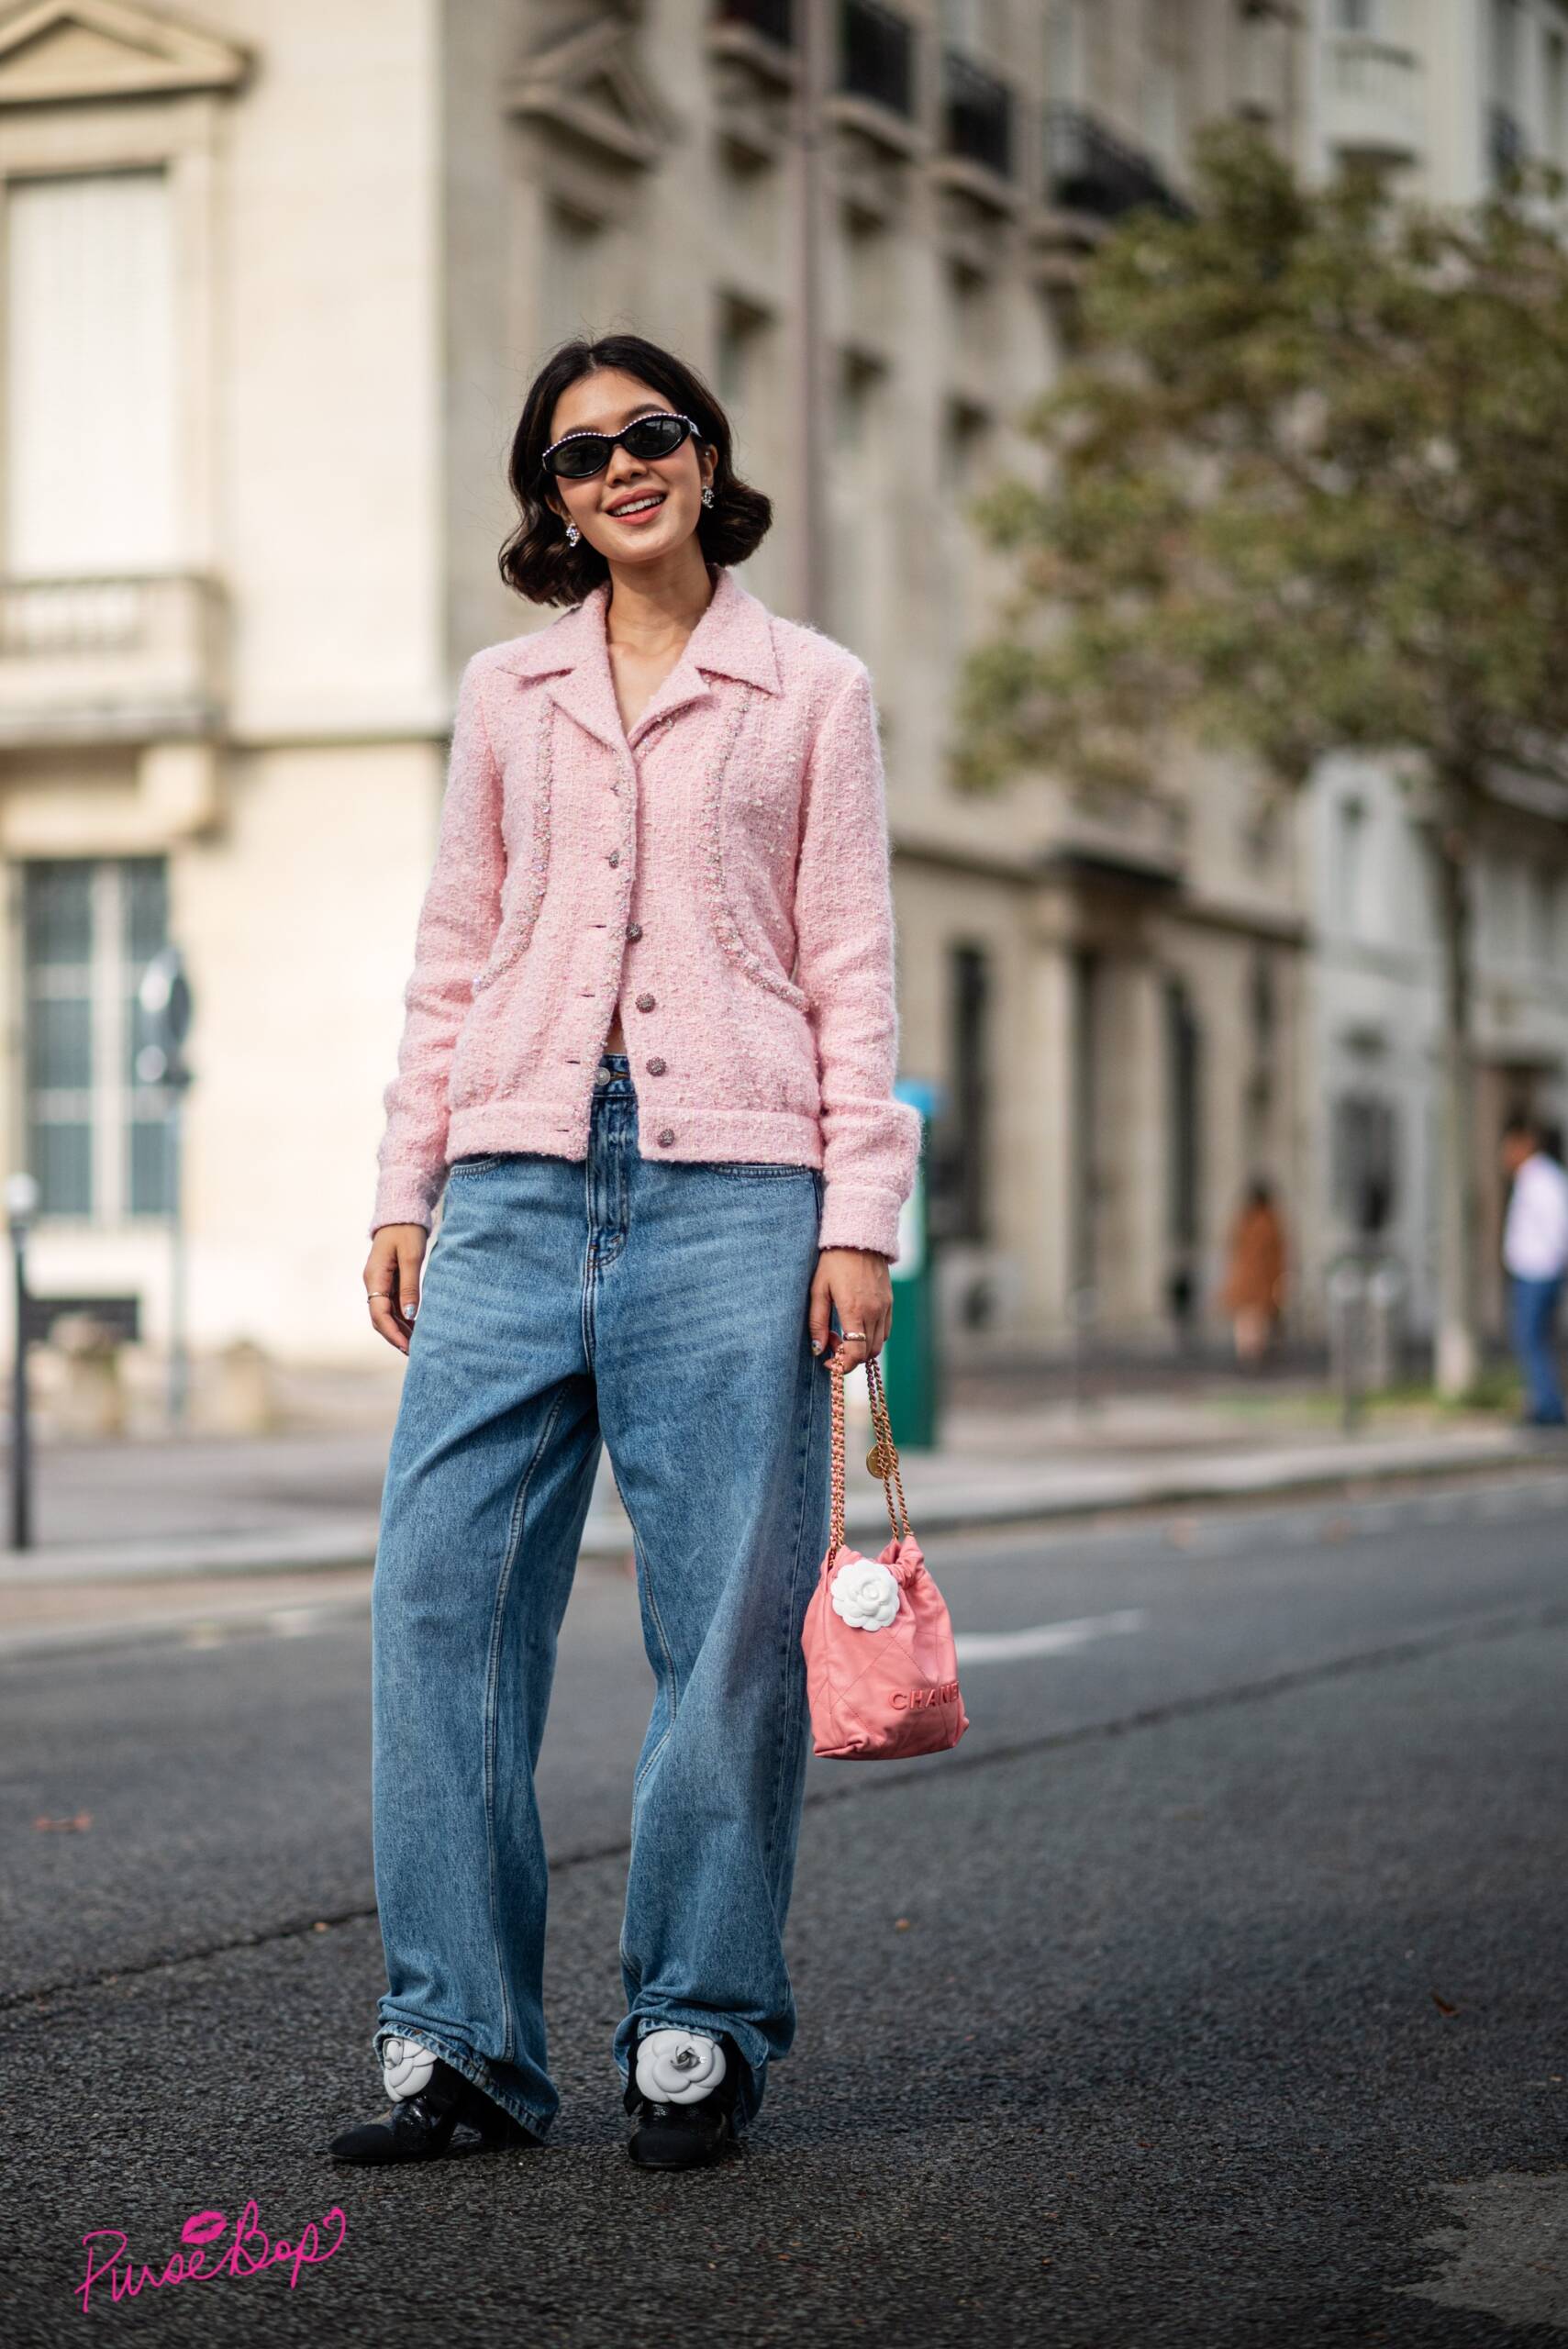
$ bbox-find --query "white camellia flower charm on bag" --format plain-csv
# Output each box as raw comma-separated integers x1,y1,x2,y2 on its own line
828,1553,900,1631
635,2028,728,2106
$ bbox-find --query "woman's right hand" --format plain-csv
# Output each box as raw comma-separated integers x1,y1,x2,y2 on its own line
364,1225,428,1355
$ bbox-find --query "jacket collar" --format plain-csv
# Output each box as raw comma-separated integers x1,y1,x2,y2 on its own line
494,562,781,755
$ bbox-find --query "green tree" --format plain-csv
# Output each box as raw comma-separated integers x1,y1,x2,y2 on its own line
955,123,1568,1396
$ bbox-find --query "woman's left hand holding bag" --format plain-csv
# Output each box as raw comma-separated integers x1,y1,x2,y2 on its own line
808,1248,893,1372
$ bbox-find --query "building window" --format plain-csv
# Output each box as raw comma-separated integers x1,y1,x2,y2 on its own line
1245,947,1276,1135
1047,0,1088,108
1164,976,1202,1330
714,0,795,45
1332,1090,1397,1235
1489,0,1523,106
1140,0,1187,174
929,942,990,1243
1487,0,1526,182
839,0,916,119
1334,796,1368,937
541,199,606,347
1529,863,1559,967
22,857,173,1219
1548,28,1568,163
715,291,773,562
1483,853,1526,960
716,291,772,418
828,345,889,642
4,169,177,577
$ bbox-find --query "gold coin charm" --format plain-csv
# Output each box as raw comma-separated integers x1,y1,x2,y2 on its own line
866,1445,888,1478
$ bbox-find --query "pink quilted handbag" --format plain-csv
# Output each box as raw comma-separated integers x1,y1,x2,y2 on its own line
801,1353,970,1761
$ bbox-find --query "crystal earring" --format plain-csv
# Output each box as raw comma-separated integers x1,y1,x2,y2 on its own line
565,520,580,547
701,485,715,507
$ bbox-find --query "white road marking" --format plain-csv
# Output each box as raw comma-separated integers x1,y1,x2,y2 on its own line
955,1607,1148,1664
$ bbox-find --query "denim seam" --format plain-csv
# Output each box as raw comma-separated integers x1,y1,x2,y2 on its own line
581,1150,597,1366
483,1383,568,2069
631,1719,673,1800
630,1517,682,1728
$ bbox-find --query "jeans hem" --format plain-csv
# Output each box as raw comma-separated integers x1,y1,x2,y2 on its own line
373,2019,555,2139
617,2007,773,2125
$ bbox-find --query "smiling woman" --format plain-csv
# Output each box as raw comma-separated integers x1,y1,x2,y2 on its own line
497,339,773,607
349,329,920,2178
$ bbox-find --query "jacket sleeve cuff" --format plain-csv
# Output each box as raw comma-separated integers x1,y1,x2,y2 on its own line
817,1180,906,1264
369,1169,440,1237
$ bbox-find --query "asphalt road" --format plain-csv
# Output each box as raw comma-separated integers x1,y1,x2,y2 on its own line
5,1475,1566,2347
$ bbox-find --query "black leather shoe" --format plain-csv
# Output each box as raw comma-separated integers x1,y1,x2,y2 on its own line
624,2028,746,2170
328,2054,543,2165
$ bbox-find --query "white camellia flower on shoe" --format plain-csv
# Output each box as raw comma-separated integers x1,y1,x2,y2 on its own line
381,2036,436,2100
635,2029,728,2106
828,1553,900,1631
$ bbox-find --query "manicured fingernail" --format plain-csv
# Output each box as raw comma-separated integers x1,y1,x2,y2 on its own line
811,1339,822,1353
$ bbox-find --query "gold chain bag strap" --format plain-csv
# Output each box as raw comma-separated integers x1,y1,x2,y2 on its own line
863,1354,911,1541
825,1353,911,1551
806,1349,969,1760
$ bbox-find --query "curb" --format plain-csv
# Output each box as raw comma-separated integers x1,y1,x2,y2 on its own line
0,1431,1549,1589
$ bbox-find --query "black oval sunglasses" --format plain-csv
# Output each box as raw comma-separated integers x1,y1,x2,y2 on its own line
538,410,706,483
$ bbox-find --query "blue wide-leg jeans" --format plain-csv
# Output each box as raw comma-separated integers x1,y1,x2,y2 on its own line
369,1053,833,2139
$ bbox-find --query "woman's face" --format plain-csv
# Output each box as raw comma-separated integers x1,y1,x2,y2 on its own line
543,369,715,568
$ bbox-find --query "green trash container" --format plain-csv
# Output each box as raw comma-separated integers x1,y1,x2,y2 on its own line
879,1079,940,1451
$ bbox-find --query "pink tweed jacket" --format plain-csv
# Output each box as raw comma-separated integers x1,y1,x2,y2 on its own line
370,562,922,1260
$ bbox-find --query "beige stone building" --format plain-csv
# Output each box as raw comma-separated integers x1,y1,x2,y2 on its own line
0,0,1315,1386
1302,0,1568,1356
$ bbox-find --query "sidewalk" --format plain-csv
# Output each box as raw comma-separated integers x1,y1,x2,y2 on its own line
2,1374,1553,1595
2,1373,1559,1658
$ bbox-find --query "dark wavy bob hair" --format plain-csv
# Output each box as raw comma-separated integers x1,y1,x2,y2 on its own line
498,333,773,609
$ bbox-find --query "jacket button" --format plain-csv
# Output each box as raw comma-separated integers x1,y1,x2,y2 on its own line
657,1127,675,1147
626,920,642,941
606,849,620,867
646,1057,666,1075
636,991,655,1012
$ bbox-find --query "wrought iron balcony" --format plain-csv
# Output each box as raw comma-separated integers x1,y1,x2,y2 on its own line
940,47,1012,181
0,573,226,745
1042,103,1190,223
1322,32,1423,164
711,0,795,48
839,0,914,121
1487,100,1526,185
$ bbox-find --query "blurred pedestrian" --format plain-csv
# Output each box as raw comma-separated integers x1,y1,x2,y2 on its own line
1499,1113,1568,1429
334,334,920,2174
1221,1178,1286,1364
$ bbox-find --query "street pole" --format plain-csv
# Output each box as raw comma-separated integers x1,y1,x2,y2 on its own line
795,0,828,627
168,1075,187,1428
136,946,195,1433
6,1173,39,1551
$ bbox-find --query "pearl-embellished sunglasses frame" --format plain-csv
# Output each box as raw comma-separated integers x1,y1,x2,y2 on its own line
539,410,707,483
